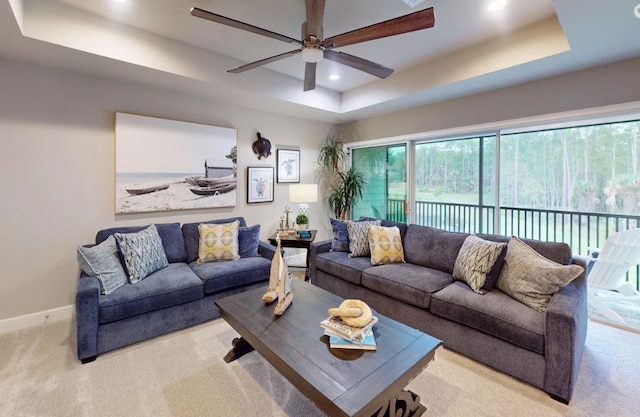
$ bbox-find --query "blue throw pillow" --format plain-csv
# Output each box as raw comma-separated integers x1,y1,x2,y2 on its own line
330,218,350,252
238,224,261,258
115,224,169,283
77,235,128,295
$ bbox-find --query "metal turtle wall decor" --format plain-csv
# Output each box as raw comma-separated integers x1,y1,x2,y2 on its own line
252,132,272,160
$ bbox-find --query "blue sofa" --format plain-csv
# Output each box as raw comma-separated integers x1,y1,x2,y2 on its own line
310,221,587,403
76,216,275,363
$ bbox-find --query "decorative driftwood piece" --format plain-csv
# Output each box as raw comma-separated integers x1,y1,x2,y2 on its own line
252,132,272,160
327,299,372,327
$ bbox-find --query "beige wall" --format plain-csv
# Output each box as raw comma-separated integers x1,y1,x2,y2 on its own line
340,56,640,142
0,57,334,320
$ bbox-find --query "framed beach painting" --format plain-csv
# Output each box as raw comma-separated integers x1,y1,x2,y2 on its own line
276,148,300,183
115,113,237,214
247,166,274,204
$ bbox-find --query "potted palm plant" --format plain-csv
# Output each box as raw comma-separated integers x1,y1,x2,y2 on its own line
318,137,366,220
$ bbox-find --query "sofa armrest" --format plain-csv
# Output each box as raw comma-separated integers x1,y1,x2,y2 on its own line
258,241,276,261
310,240,332,283
543,257,588,402
76,274,101,361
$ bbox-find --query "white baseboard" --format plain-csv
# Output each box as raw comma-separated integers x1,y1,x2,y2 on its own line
0,305,74,334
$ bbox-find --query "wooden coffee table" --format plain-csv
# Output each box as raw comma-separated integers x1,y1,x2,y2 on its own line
215,279,442,417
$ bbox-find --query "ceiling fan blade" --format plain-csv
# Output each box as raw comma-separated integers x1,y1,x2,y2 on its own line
191,7,302,45
228,50,302,74
304,62,317,91
322,7,434,49
305,0,326,38
323,49,394,79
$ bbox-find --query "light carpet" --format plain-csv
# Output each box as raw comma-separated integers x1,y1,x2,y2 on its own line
1,318,639,417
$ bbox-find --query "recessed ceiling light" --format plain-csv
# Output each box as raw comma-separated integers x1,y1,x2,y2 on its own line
329,74,340,81
112,0,127,3
487,0,508,12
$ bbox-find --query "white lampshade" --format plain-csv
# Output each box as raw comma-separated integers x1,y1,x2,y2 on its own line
289,184,318,203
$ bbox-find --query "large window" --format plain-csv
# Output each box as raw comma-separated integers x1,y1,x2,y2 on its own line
352,144,407,222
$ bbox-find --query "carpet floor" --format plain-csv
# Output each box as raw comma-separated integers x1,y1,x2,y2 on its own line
1,317,639,417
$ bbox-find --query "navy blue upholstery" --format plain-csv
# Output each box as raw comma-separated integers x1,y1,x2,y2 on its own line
95,222,187,263
75,217,274,363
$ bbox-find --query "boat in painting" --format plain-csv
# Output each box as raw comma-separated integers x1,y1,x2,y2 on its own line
126,184,170,195
189,182,237,196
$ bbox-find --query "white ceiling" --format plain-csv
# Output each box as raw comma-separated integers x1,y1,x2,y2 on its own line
1,0,640,123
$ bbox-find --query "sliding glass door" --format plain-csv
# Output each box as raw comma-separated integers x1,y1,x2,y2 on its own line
351,144,407,222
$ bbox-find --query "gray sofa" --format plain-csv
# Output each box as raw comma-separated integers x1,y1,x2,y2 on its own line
76,216,275,363
310,221,588,403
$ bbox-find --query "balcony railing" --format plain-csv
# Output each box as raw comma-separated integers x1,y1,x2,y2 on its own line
387,199,640,290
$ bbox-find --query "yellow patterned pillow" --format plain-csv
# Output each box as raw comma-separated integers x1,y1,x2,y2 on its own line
197,221,240,263
368,225,405,266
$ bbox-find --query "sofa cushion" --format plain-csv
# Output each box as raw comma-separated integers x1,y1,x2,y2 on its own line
368,225,405,266
497,237,583,313
361,264,453,309
115,225,169,284
197,221,240,263
347,220,381,257
98,263,203,324
189,256,271,294
403,225,469,273
478,234,573,265
96,222,187,264
238,224,261,258
360,217,408,241
182,217,247,263
315,251,374,285
430,281,545,354
453,235,506,294
77,236,128,295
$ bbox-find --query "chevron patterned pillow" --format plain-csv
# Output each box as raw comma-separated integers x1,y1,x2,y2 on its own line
197,220,240,263
346,220,381,258
453,235,506,294
115,224,169,284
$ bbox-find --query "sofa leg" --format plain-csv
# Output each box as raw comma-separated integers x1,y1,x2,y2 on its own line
549,394,569,405
81,356,97,364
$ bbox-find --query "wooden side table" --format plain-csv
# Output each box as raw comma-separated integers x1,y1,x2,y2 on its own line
268,230,317,281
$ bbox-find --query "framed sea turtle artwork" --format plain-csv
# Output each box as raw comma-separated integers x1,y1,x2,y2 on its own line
276,148,300,183
247,166,274,204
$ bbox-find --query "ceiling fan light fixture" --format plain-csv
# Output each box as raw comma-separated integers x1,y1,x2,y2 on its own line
487,0,508,12
301,48,323,63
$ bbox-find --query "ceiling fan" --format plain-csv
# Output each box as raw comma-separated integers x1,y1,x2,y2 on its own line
190,1,435,91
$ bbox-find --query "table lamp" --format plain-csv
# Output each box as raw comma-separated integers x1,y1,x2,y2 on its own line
289,184,318,227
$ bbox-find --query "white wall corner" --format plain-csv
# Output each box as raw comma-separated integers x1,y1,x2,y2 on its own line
0,305,74,334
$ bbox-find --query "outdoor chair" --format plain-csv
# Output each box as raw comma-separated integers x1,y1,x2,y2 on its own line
586,228,640,325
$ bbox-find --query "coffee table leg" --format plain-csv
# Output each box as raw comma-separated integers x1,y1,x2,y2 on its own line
223,337,255,363
372,390,425,417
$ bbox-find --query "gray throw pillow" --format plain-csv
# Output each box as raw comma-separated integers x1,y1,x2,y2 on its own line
497,236,583,312
115,224,169,284
346,220,381,258
453,235,506,294
77,235,127,295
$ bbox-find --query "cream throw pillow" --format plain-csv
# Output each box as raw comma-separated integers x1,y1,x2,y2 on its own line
197,220,240,263
368,225,405,266
497,236,583,312
453,235,506,294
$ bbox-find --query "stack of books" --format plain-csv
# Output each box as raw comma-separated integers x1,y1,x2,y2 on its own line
296,230,312,239
320,315,378,351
